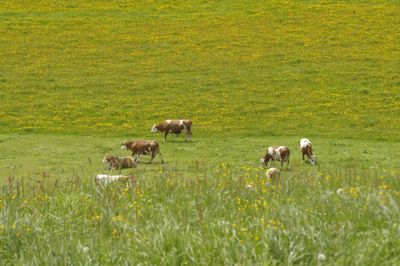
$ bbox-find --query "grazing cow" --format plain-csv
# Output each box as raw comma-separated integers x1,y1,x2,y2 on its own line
95,174,137,185
151,119,192,141
299,138,316,165
260,146,290,168
266,167,280,179
102,155,137,170
121,140,164,163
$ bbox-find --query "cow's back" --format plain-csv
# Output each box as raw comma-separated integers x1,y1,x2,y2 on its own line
121,157,137,168
125,140,145,153
165,119,192,130
278,146,290,160
268,146,280,156
163,120,181,133
130,140,160,153
300,138,312,149
269,146,290,160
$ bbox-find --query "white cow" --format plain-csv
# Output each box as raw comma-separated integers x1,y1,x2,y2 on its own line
299,138,316,165
95,175,136,185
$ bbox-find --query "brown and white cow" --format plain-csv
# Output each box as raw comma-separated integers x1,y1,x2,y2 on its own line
151,119,192,141
260,146,290,168
299,138,316,165
102,155,137,170
121,140,164,163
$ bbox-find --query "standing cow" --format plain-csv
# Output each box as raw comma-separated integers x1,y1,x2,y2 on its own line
299,138,316,165
121,140,164,164
151,119,192,141
260,146,290,169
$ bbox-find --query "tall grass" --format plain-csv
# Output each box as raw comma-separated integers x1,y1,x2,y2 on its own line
1,164,399,265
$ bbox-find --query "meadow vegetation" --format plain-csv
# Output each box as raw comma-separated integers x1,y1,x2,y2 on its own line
1,1,399,265
1,0,399,140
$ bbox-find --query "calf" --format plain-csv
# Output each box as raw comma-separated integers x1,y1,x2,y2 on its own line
299,138,316,165
260,146,290,168
102,155,137,170
266,167,280,179
121,140,164,163
151,119,192,141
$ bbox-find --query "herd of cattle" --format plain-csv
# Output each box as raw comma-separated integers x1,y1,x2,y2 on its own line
97,119,316,183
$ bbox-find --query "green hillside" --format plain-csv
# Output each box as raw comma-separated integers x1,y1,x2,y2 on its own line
1,1,399,140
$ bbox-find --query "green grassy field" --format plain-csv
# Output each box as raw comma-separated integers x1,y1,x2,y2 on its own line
1,0,399,140
1,1,400,265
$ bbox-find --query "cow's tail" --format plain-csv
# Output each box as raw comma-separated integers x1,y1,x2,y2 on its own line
151,140,159,149
152,141,164,163
187,120,193,133
185,120,193,141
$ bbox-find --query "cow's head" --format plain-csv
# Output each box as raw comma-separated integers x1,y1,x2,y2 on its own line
151,124,159,133
309,156,317,165
120,141,127,150
102,154,114,163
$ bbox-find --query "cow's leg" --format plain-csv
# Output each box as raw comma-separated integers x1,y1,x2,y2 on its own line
149,154,155,164
158,151,165,164
186,131,192,142
111,161,118,170
133,154,140,163
164,131,168,142
182,125,189,142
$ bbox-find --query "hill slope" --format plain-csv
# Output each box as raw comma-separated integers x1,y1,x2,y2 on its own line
1,1,399,140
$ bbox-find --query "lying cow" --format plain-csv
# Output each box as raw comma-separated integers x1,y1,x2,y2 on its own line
121,140,164,163
102,155,137,170
299,138,316,165
151,119,192,141
95,174,137,185
260,146,290,168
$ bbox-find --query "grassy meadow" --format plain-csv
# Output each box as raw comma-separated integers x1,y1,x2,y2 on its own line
1,1,400,265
